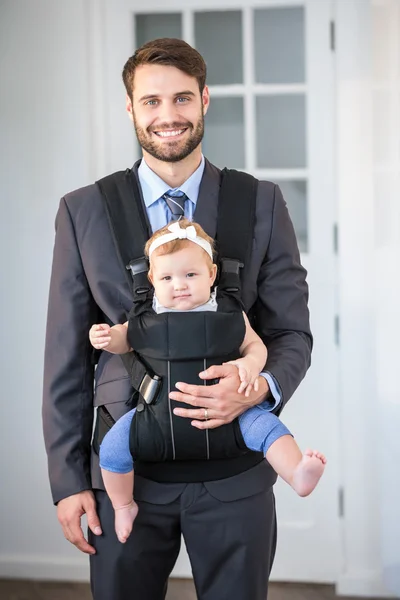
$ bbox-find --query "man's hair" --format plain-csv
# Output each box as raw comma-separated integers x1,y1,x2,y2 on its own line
122,38,207,100
145,219,215,271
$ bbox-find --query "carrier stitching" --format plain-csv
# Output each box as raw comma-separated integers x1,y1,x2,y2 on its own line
204,358,210,460
167,360,176,460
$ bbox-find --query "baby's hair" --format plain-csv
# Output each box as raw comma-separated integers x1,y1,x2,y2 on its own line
145,219,215,271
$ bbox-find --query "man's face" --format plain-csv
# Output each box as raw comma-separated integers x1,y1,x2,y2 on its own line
127,64,209,163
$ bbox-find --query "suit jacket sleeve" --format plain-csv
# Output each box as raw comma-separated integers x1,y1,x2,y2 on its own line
255,183,312,412
42,197,98,504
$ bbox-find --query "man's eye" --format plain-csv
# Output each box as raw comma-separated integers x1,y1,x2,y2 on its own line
145,100,158,106
176,97,189,103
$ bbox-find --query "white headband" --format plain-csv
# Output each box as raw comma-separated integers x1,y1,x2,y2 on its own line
148,221,213,260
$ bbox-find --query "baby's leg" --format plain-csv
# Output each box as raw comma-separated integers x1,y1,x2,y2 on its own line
99,408,138,542
239,407,326,497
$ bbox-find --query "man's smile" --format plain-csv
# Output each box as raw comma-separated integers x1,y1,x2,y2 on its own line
153,128,188,138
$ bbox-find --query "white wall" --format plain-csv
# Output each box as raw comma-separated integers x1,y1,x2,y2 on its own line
335,0,398,597
0,0,93,580
372,0,400,596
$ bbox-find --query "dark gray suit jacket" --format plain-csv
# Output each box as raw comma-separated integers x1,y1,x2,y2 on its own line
42,159,312,505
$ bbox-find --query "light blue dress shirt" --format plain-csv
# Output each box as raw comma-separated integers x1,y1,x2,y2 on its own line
137,156,281,411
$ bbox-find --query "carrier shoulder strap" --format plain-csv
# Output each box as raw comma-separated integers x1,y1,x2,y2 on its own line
97,166,258,280
216,168,258,275
96,168,150,289
96,168,157,404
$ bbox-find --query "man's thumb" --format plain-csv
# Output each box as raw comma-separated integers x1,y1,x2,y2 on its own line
87,508,102,536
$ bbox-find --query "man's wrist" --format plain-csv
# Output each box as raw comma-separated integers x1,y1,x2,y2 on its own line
254,375,270,404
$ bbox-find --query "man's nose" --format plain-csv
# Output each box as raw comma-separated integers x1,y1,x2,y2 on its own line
158,101,180,125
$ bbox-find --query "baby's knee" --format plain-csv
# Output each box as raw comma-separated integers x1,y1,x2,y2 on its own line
99,435,115,470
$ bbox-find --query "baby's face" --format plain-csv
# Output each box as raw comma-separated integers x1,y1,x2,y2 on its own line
151,244,217,310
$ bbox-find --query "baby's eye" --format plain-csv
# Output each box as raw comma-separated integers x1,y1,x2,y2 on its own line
186,272,196,278
162,275,171,281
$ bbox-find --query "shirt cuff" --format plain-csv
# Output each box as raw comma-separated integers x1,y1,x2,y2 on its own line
258,371,282,411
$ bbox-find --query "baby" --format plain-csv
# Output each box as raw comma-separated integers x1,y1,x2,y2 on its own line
90,219,326,543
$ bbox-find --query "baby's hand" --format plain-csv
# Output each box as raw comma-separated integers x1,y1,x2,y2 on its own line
225,357,260,397
89,323,111,349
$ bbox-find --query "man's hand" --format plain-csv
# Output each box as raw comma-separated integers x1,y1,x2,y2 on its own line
57,490,102,555
169,363,270,429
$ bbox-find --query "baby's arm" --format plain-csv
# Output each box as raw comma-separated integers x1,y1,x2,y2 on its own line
226,312,268,396
89,321,131,354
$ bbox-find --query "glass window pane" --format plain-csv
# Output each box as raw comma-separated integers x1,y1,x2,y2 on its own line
135,13,182,48
275,180,308,252
254,7,305,84
256,95,306,168
203,97,244,169
195,11,243,85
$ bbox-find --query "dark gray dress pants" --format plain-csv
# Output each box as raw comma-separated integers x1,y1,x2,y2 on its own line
89,462,277,600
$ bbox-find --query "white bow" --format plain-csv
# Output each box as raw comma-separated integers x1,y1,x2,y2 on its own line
148,220,214,260
168,221,197,240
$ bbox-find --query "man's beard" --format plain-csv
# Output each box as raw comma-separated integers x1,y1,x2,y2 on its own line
133,112,204,163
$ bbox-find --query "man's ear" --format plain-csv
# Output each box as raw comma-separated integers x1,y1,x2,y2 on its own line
126,94,134,122
202,86,210,117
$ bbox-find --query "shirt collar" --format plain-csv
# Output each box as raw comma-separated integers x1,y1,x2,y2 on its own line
137,155,205,208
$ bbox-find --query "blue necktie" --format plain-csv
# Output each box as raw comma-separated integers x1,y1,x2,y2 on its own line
162,189,187,220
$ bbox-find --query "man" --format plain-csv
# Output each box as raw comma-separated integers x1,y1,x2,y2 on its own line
43,38,312,600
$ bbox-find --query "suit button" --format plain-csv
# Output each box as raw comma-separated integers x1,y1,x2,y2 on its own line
136,403,145,412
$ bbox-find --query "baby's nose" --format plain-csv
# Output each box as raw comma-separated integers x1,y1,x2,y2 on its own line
174,279,187,290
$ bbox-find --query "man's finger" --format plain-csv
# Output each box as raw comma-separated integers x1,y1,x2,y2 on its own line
173,406,214,420
86,511,102,537
191,418,226,430
64,522,96,555
170,386,215,403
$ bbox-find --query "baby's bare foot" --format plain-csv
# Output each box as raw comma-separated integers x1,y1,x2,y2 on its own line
114,500,139,543
291,449,326,497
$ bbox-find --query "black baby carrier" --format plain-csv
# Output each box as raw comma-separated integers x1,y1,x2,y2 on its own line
95,164,264,481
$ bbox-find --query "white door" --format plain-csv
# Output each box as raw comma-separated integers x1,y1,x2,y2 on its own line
98,0,340,583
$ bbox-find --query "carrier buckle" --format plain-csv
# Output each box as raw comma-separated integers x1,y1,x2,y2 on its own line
139,372,162,405
220,258,244,275
126,257,149,278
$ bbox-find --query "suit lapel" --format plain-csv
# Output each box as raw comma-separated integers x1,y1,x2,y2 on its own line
193,159,221,238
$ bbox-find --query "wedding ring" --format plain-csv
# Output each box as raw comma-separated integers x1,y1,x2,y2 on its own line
204,408,209,420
